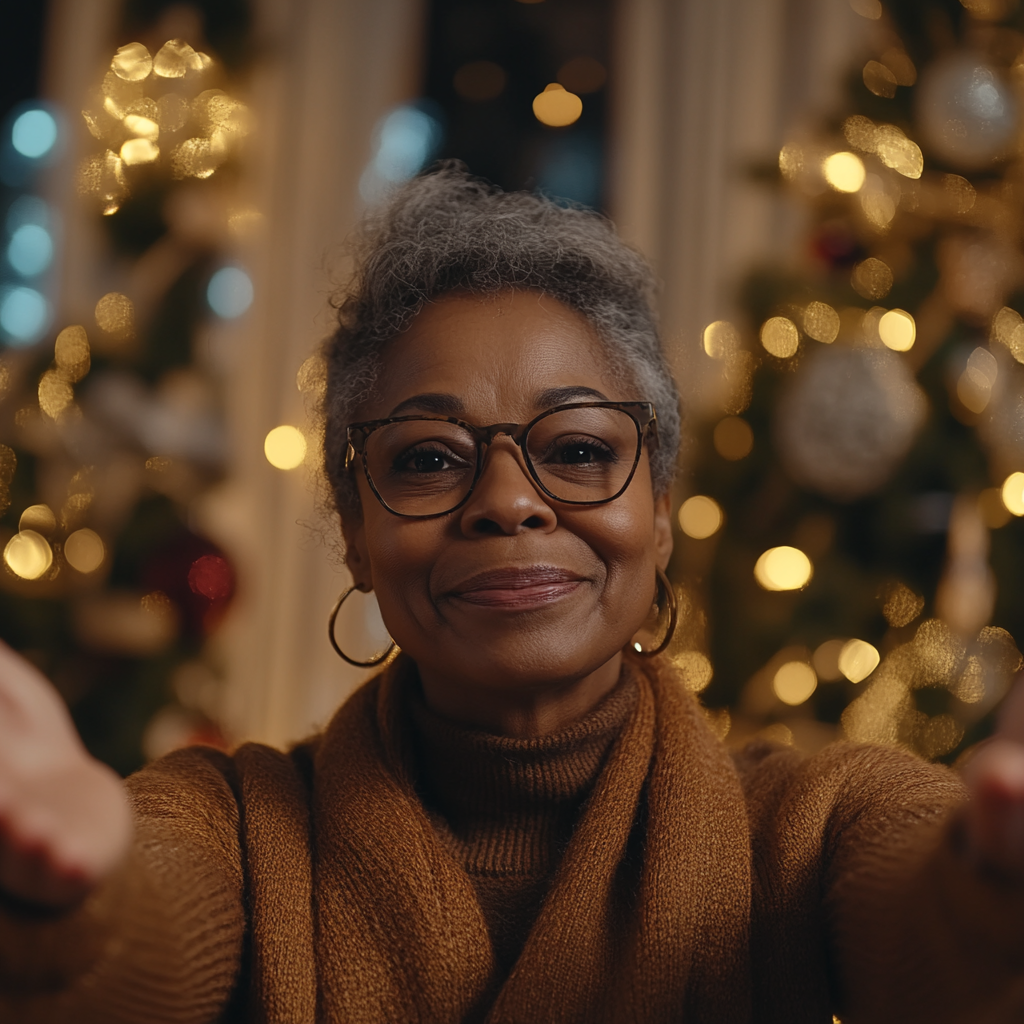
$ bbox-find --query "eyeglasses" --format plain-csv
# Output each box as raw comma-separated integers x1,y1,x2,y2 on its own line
345,401,659,519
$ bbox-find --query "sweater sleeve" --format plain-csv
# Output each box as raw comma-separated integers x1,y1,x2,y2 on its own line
0,746,246,1024
816,742,1024,1024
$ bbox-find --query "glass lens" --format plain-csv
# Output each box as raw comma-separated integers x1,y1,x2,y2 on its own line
525,406,640,502
362,419,478,515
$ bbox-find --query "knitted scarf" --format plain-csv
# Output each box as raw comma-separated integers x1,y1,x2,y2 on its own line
237,656,753,1023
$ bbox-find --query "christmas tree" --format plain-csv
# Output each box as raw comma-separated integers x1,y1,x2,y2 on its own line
679,0,1024,762
0,4,251,776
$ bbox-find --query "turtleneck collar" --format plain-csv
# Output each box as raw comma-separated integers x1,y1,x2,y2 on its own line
407,664,638,876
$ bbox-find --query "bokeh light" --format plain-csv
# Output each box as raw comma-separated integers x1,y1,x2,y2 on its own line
188,554,233,600
713,416,753,460
7,223,53,277
678,495,723,539
111,41,153,81
773,661,818,705
878,309,915,351
264,425,307,469
532,84,583,127
760,316,800,358
838,638,880,682
65,528,105,573
851,257,893,300
702,320,740,359
0,286,49,344
1001,471,1024,516
94,292,134,340
4,529,53,580
754,546,813,591
822,151,866,192
54,325,91,381
802,302,840,344
11,108,58,159
207,266,254,318
120,138,160,165
20,504,55,534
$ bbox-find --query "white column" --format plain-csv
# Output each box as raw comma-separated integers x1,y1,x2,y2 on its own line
204,0,425,747
609,0,866,414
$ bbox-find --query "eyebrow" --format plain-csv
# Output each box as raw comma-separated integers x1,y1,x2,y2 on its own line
387,385,611,419
388,393,466,417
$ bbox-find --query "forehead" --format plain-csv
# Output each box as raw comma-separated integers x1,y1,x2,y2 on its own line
362,290,624,421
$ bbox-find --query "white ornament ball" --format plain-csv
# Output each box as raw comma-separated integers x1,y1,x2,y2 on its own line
915,52,1018,170
774,346,928,501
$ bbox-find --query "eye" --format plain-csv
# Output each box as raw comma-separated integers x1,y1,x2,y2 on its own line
548,437,616,465
395,444,471,474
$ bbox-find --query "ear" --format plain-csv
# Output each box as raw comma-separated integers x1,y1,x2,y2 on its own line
653,491,674,571
339,513,374,592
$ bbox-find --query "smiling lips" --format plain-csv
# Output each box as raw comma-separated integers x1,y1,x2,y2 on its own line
449,566,585,608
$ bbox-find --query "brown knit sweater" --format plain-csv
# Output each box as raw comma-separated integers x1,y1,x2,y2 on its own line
1,654,1023,1023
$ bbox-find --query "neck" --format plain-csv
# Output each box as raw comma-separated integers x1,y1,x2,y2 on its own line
416,651,624,738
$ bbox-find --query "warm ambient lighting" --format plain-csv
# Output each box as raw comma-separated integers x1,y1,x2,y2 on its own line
754,546,813,591
773,661,818,705
532,84,583,127
4,530,53,580
678,495,723,539
264,425,307,469
713,417,753,460
760,316,800,358
878,309,915,351
822,151,866,193
65,528,106,573
837,639,880,683
1002,471,1024,516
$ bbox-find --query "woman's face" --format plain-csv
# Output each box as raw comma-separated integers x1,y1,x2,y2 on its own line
342,289,673,703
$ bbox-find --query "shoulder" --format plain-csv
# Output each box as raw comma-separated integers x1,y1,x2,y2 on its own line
733,738,965,847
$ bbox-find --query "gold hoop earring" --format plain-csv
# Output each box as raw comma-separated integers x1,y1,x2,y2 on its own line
327,585,397,667
631,566,678,657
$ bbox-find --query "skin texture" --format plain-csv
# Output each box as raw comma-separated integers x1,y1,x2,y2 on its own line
342,290,673,737
0,287,1023,913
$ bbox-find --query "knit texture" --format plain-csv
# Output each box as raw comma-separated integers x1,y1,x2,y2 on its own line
1,653,1023,1023
409,667,637,981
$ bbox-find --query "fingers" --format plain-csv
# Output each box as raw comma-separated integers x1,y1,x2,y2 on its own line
997,673,1024,744
964,738,1024,875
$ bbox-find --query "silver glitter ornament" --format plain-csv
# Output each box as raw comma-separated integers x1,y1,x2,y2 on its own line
774,346,928,501
915,53,1018,170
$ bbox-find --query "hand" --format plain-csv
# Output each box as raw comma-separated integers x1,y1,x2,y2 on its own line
0,640,131,909
964,677,1024,877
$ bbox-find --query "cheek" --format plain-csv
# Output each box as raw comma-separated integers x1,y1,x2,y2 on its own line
363,517,445,622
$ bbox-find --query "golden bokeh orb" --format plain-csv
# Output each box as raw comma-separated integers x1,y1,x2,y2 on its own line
773,661,818,705
754,546,813,591
823,151,866,193
532,84,583,127
678,495,723,539
4,530,53,580
65,528,106,574
837,639,880,683
1001,471,1024,516
760,316,800,358
264,425,307,470
878,309,916,351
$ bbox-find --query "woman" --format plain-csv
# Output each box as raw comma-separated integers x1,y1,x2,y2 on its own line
1,167,1023,1024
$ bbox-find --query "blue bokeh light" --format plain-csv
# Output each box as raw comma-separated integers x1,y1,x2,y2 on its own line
8,224,53,277
360,103,443,203
0,286,50,345
11,109,58,160
207,266,254,318
6,195,50,231
374,107,443,184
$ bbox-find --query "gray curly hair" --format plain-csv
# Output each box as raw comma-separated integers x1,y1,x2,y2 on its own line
323,164,681,517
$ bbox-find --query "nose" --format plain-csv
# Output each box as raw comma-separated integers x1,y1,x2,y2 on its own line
458,440,557,537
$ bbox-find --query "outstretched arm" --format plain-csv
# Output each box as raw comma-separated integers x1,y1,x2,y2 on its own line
0,641,245,1023
826,682,1024,1024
